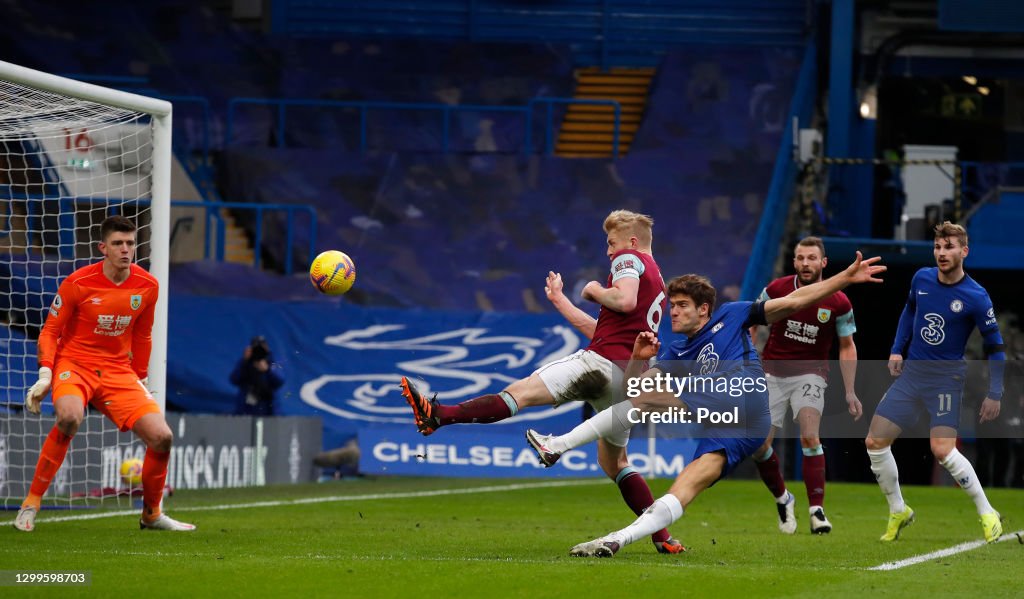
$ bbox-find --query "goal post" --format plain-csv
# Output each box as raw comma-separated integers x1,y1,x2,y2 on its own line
0,60,171,505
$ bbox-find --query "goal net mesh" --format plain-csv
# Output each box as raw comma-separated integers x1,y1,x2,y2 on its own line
1,76,157,509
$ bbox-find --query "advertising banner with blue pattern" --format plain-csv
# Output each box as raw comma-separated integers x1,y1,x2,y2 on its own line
167,295,605,450
358,425,699,479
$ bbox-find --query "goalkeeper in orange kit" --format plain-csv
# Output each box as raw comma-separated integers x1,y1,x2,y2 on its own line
15,215,194,532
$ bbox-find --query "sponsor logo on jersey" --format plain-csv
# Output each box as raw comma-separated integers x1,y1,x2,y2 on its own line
59,371,71,380
784,320,819,344
921,313,946,345
950,299,963,313
711,322,724,333
130,295,142,310
613,258,636,273
91,297,102,305
817,308,831,323
696,344,720,375
987,307,995,318
53,294,63,309
94,314,132,336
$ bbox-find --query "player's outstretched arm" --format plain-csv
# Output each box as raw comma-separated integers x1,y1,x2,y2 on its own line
763,252,885,324
545,271,597,339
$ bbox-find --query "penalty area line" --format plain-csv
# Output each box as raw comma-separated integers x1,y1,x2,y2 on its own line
868,530,1024,571
1,479,605,527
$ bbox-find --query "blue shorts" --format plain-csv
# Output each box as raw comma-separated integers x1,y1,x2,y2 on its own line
694,436,766,480
686,385,771,480
876,369,964,430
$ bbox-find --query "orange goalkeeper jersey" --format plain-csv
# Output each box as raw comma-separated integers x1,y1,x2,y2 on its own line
38,262,159,379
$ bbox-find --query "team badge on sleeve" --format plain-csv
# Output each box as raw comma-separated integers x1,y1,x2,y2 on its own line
130,295,142,310
817,308,831,323
59,371,71,380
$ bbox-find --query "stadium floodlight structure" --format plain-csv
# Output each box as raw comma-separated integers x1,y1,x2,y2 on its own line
0,60,170,507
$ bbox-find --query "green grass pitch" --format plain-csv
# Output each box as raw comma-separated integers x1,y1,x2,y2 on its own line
2,478,1021,597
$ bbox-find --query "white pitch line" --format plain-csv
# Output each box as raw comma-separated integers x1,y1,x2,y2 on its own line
868,530,1024,571
1,479,605,527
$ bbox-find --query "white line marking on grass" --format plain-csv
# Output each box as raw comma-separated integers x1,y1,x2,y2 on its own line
868,530,1024,571
1,480,605,527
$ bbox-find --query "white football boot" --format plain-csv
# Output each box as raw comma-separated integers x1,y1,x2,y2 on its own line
14,506,38,532
140,513,196,531
777,491,797,534
809,507,832,534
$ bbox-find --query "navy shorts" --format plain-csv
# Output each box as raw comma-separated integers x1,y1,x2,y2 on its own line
685,385,771,480
694,435,766,479
876,369,964,430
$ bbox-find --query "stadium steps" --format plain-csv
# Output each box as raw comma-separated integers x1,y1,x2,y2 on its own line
178,155,254,266
555,67,654,158
220,210,255,265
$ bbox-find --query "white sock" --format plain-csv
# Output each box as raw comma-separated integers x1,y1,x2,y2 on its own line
939,448,995,516
551,400,634,452
609,494,684,546
867,447,906,513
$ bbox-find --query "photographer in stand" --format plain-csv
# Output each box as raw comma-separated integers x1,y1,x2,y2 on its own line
229,336,284,416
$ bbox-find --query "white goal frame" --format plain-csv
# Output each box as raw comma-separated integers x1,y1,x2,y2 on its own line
0,60,171,409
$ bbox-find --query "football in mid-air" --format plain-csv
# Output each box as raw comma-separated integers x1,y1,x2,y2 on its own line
309,250,357,295
120,458,143,486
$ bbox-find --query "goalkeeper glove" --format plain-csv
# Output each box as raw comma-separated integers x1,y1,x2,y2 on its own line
26,367,53,415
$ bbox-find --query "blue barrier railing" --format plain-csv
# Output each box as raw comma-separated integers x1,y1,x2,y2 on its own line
527,97,621,156
740,39,818,301
225,96,622,157
2,193,316,275
173,200,317,274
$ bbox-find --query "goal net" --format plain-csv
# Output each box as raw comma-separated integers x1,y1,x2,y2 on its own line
0,61,170,509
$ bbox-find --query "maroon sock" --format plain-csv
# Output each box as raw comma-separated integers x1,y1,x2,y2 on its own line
617,470,670,543
803,453,826,508
433,394,512,426
755,451,788,499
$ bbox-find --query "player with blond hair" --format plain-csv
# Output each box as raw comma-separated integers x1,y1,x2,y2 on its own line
866,222,1004,543
401,209,684,554
525,253,885,557
16,215,194,532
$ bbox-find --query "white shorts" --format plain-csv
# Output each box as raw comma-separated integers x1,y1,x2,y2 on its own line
767,373,827,429
534,349,630,447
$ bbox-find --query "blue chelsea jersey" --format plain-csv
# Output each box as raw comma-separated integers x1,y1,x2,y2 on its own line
892,268,1001,362
657,301,764,375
